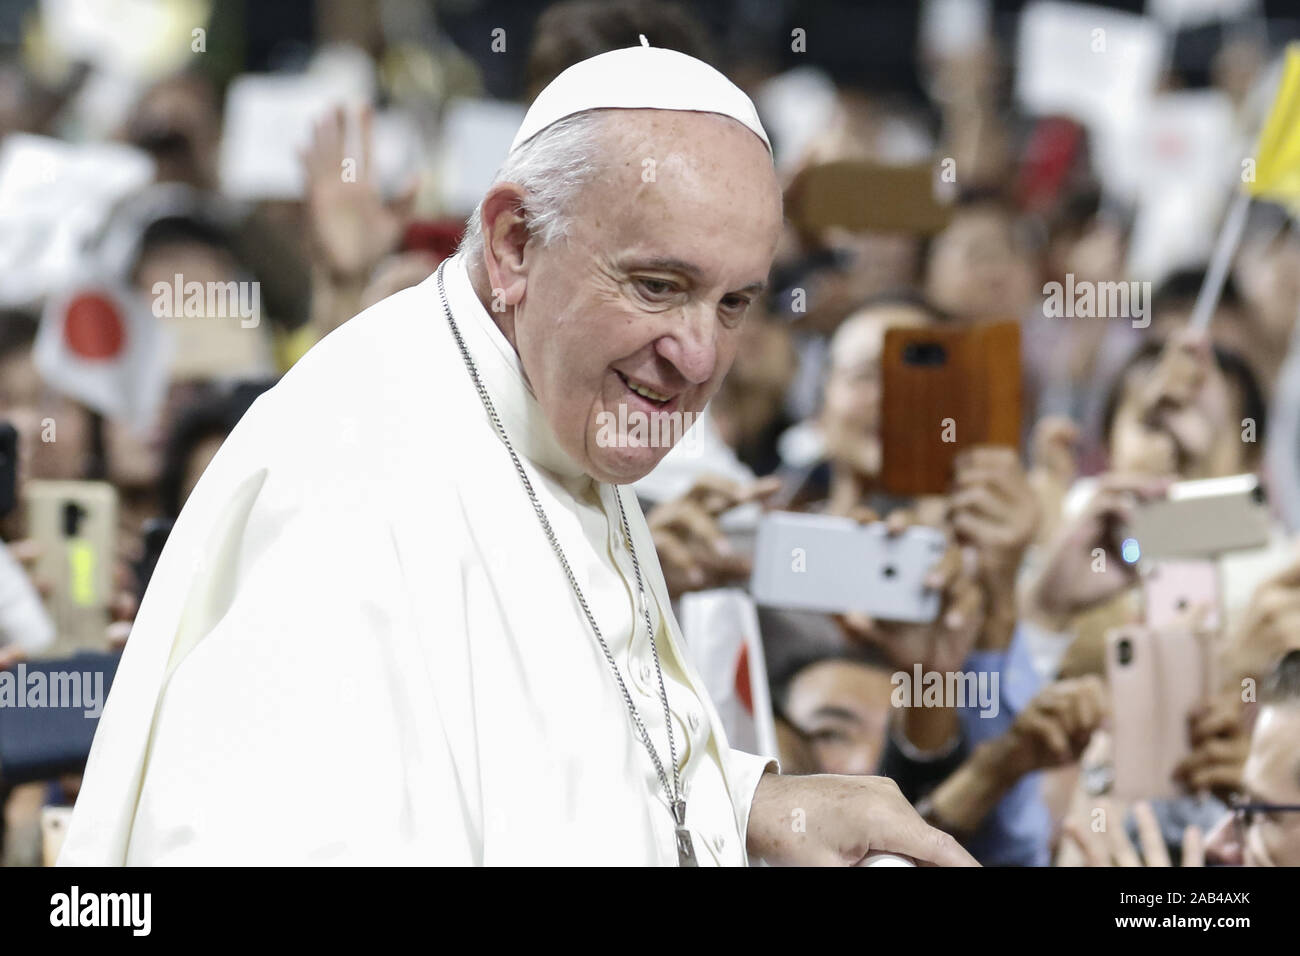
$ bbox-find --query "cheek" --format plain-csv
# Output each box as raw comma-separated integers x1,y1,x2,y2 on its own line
1269,821,1300,865
1246,825,1277,866
708,332,745,386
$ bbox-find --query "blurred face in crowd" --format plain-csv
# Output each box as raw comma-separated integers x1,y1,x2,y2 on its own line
1204,703,1300,866
107,237,266,489
724,308,796,400
926,203,1037,321
1049,216,1125,288
478,110,783,484
711,305,797,450
797,228,925,335
821,301,932,474
102,383,207,491
182,433,226,509
1236,228,1300,352
0,343,43,488
126,74,221,189
1108,338,1249,479
0,341,90,484
780,659,895,775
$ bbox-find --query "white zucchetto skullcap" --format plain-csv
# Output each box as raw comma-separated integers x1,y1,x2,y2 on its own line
509,35,772,155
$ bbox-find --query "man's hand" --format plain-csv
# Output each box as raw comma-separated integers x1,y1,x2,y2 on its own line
950,446,1040,585
1223,558,1300,684
837,508,984,675
1027,417,1079,547
302,105,415,284
647,475,780,598
1064,799,1204,867
1003,675,1107,776
1133,330,1237,478
1173,692,1249,799
1029,472,1170,620
922,676,1107,834
746,772,978,866
949,446,1040,650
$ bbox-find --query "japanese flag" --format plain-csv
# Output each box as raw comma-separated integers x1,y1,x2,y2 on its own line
678,588,779,760
34,284,172,433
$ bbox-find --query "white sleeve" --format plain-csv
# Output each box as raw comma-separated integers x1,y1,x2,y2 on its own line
727,746,779,862
110,504,476,865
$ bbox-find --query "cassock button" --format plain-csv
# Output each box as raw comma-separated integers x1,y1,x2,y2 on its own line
688,710,701,732
712,833,727,854
638,660,654,686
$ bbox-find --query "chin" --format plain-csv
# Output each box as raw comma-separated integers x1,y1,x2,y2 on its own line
586,442,670,485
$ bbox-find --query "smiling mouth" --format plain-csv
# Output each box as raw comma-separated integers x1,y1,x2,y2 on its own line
615,370,674,407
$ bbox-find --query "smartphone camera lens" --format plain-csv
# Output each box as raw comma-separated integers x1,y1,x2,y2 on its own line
902,342,947,366
882,565,897,579
1117,639,1134,666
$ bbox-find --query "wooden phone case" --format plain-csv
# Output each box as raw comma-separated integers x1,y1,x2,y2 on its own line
880,320,1022,496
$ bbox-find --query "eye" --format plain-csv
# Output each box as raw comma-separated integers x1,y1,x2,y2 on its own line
635,277,677,300
719,294,753,327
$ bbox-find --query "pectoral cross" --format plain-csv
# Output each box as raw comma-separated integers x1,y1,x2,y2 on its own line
674,799,697,867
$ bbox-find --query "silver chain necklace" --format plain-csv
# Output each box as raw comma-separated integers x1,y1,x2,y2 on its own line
435,263,697,866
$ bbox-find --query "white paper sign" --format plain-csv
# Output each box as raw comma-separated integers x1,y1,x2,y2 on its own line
1016,2,1167,124
436,97,527,217
1126,91,1237,282
219,73,360,201
753,67,840,173
0,134,154,308
921,0,993,58
1147,0,1259,28
39,0,210,80
1017,2,1169,203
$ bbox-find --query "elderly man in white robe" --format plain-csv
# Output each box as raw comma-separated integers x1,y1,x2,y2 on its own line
60,43,975,866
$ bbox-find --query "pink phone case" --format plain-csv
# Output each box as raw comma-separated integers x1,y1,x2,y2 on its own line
1106,626,1215,801
1143,561,1221,632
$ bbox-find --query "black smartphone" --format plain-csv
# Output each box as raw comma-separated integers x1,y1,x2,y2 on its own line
135,517,174,605
0,421,17,518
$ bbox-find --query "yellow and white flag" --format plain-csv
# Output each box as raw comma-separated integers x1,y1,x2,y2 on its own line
1248,44,1300,216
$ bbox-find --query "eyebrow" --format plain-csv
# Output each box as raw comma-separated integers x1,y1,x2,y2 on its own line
810,705,861,724
627,256,767,296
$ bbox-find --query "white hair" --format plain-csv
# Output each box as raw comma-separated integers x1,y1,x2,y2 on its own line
458,110,611,267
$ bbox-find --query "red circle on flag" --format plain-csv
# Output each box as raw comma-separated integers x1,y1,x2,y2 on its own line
734,643,753,715
63,293,126,360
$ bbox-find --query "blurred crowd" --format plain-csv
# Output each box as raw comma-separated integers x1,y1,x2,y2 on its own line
4,0,1300,867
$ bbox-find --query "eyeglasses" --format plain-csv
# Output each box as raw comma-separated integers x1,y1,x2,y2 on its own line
1230,797,1300,829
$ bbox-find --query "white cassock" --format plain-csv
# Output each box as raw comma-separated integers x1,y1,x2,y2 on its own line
59,252,776,865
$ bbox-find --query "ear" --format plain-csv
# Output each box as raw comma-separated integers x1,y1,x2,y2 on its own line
479,182,532,310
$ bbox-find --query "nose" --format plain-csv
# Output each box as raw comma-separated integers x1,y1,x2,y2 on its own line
655,303,718,386
1203,812,1244,866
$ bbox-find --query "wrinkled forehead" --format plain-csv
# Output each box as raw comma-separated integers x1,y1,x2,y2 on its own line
597,107,771,156
568,111,782,266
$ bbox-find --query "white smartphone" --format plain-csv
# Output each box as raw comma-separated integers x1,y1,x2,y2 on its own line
1123,473,1270,564
749,511,946,623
